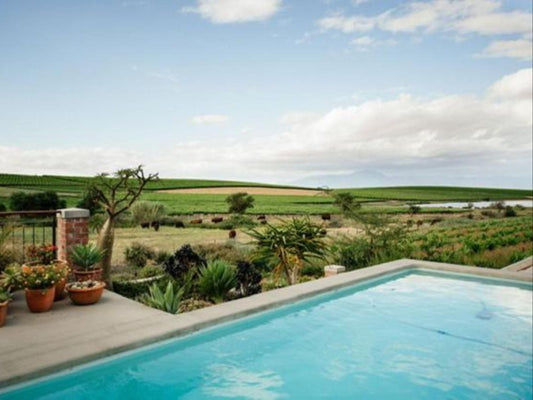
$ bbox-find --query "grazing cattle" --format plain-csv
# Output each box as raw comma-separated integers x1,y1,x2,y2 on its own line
174,220,185,228
140,222,150,229
190,219,203,224
260,220,267,225
151,221,160,231
211,217,223,223
321,213,331,221
257,215,266,220
229,230,237,239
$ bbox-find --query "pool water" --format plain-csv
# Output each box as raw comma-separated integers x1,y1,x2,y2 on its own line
1,270,531,399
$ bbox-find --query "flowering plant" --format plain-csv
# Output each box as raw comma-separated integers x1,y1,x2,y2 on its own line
52,261,70,283
21,264,57,290
26,244,58,265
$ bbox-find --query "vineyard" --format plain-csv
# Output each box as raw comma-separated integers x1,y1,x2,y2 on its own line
411,216,533,268
0,173,531,215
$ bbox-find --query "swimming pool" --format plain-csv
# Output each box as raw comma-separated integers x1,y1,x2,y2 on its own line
1,269,531,399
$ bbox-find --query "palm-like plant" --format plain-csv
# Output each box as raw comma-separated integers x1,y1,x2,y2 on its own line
141,281,182,314
248,217,327,285
70,244,105,270
198,260,237,303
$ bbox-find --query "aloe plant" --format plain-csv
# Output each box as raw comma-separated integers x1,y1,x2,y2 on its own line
70,244,104,270
198,260,237,303
141,281,182,314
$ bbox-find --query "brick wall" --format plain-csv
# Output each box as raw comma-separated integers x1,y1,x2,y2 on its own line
56,208,90,264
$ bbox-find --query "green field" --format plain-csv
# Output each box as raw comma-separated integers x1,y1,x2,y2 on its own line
0,173,531,215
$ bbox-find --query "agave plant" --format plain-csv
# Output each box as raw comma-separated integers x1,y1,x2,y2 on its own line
141,281,182,314
70,244,104,270
198,260,237,304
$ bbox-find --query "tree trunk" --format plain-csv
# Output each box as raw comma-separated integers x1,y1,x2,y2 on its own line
97,216,115,289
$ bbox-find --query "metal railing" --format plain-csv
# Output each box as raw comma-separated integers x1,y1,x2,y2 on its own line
0,210,57,263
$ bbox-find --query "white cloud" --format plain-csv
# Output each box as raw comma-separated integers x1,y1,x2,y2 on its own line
320,0,531,35
183,0,282,24
479,39,533,61
351,36,397,50
318,0,532,59
191,114,229,125
2,70,531,187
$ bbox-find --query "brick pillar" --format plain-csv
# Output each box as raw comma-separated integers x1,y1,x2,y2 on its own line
56,208,90,264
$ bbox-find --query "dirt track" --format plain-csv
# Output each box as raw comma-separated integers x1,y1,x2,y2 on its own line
158,187,325,196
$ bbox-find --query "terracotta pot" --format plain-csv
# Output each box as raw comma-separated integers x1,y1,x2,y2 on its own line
0,301,8,327
73,268,103,282
54,279,67,301
67,282,105,306
25,287,55,313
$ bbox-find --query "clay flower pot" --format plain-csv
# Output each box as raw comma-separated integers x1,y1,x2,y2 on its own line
73,268,103,282
0,301,8,327
67,281,105,306
25,287,56,313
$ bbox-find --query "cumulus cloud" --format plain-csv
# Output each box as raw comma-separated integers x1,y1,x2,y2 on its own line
2,69,531,187
183,0,282,24
191,114,229,125
318,0,532,59
479,39,533,61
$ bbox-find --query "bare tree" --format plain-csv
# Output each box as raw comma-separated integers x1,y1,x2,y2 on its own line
90,166,158,287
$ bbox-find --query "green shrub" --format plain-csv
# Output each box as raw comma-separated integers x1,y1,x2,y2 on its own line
130,201,166,228
198,260,237,303
504,206,517,217
301,264,324,278
219,215,257,230
332,238,373,270
195,242,250,265
154,250,171,264
226,192,254,214
9,191,66,211
141,281,182,314
138,264,164,278
124,242,155,268
113,275,167,299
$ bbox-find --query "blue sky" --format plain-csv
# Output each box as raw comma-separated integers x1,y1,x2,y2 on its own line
0,0,531,188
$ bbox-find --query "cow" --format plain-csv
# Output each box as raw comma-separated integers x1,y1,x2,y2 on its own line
190,219,203,224
229,230,237,239
257,215,266,220
211,217,224,223
321,213,331,221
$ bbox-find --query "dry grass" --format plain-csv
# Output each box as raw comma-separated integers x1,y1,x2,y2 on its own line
89,226,252,265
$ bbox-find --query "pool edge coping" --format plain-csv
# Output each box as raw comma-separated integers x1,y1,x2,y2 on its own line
1,258,531,391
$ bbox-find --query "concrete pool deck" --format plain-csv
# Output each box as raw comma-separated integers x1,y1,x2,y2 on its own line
1,259,531,390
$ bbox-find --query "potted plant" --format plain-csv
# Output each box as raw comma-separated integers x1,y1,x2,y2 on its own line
20,264,57,313
25,244,68,301
0,288,12,327
70,244,105,281
66,280,105,305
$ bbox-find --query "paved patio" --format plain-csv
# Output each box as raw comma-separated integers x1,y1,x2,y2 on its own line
1,259,531,390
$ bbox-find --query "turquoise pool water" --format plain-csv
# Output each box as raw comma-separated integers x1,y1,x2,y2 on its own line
1,270,532,399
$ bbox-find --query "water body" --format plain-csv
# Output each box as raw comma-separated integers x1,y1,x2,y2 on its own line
415,200,533,209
